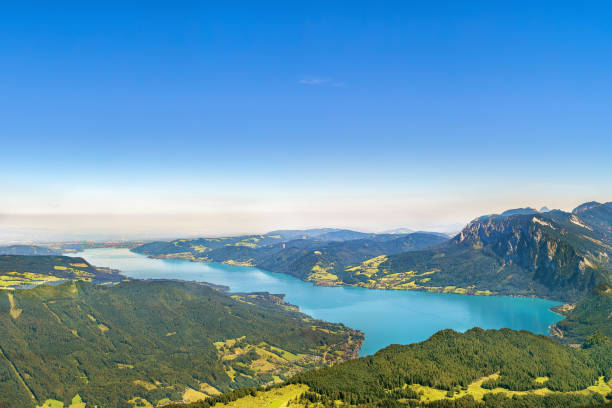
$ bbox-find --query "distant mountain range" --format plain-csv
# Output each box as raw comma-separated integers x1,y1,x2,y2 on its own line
134,201,612,302
381,227,415,234
0,245,60,256
266,228,372,242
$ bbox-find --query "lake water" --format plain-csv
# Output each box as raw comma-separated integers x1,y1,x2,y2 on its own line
73,248,563,355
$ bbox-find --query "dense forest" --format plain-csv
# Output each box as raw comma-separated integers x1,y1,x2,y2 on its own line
0,280,361,407
553,283,612,344
168,328,612,408
290,328,612,397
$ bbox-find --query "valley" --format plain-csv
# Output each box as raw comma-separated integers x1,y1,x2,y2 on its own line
1,201,611,407
76,247,562,357
6,3,612,406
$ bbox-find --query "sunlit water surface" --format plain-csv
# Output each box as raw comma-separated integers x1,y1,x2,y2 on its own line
74,248,563,355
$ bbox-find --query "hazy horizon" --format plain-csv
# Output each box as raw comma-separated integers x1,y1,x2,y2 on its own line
2,3,612,243
0,197,606,243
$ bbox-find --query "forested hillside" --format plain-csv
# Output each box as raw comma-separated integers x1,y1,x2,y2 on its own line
291,328,612,396
132,231,448,285
552,283,612,344
0,280,361,407
170,328,612,408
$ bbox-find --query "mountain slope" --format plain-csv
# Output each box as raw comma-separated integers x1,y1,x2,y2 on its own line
257,232,449,283
573,201,612,245
174,329,612,408
290,328,612,403
133,231,449,285
346,209,612,301
0,280,361,407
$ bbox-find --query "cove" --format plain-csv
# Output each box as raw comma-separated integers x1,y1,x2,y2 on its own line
74,248,564,356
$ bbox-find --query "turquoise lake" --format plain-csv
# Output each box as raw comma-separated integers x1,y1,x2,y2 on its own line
74,248,563,356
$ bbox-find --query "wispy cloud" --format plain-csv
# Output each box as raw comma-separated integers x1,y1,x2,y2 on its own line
298,77,344,87
298,77,330,85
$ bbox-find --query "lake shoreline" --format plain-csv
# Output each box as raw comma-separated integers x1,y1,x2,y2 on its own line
74,248,564,355
141,251,568,304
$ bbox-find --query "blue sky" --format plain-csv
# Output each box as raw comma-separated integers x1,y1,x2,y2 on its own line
1,1,611,239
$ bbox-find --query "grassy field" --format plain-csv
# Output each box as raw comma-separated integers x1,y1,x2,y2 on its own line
37,395,86,408
183,387,208,403
342,259,488,295
307,262,339,284
33,376,612,408
405,374,612,403
212,384,308,408
211,375,612,408
213,336,314,385
0,271,66,289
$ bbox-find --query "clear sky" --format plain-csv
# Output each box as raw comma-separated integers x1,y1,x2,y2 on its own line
1,1,611,241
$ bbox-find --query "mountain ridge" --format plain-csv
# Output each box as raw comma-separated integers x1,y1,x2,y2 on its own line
132,201,612,302
353,208,612,301
0,245,61,256
133,231,449,284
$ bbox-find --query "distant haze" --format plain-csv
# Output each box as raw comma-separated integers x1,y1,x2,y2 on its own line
2,3,611,242
0,194,603,243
